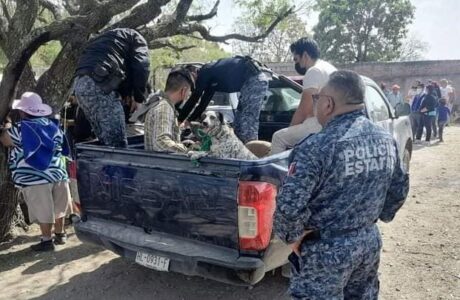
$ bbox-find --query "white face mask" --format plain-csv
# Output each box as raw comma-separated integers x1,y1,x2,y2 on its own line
416,88,423,94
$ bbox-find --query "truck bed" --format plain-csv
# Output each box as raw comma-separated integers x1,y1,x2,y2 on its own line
76,135,288,249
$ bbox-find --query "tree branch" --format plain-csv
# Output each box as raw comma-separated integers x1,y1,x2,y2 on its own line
39,0,66,20
186,0,219,22
62,0,79,15
9,0,39,36
108,0,171,30
0,0,143,121
149,38,195,51
176,6,294,44
0,0,11,23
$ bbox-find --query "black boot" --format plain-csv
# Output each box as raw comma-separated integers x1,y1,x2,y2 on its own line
30,239,55,252
54,232,67,245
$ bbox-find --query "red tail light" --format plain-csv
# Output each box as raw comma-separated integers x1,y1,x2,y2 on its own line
238,181,277,251
68,160,77,179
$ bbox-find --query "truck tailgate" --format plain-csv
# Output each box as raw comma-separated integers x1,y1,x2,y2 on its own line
77,146,241,249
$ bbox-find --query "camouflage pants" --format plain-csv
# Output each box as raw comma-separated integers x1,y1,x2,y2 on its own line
290,225,381,300
233,72,269,143
74,75,127,147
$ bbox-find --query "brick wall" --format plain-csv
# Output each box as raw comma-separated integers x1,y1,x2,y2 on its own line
267,60,460,98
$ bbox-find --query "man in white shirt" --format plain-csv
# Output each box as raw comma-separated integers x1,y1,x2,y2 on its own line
387,84,404,109
270,38,336,154
440,79,454,110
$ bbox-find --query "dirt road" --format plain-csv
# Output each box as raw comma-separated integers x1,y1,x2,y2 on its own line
1,127,459,300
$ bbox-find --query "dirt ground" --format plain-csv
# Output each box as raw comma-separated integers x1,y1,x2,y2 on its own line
1,127,459,300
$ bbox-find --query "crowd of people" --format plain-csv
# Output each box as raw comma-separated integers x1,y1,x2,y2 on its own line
0,29,411,300
381,79,457,144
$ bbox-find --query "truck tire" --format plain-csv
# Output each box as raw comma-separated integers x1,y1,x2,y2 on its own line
402,148,411,173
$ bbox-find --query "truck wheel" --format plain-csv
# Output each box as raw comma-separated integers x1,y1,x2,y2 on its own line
402,148,411,173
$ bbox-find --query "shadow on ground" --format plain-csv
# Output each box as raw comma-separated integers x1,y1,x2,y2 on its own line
0,233,102,274
30,257,290,300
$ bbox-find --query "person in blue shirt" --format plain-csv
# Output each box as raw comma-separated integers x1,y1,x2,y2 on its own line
178,56,269,144
410,83,425,140
416,84,438,144
437,98,451,142
274,70,409,300
0,92,71,252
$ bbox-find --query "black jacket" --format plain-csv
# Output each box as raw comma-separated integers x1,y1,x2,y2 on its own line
178,57,259,122
75,28,150,103
419,93,437,113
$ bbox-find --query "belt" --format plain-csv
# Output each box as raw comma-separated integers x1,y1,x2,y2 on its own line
75,69,93,78
303,223,377,242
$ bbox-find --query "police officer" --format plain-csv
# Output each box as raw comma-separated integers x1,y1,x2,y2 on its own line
74,28,150,147
274,70,410,300
178,56,269,144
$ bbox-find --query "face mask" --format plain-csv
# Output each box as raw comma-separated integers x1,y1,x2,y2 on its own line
416,88,422,94
295,63,307,75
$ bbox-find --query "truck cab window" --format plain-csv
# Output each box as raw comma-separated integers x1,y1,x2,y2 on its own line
365,86,390,122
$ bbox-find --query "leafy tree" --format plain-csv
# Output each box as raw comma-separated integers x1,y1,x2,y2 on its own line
313,0,415,63
397,33,429,62
0,0,293,242
232,0,311,62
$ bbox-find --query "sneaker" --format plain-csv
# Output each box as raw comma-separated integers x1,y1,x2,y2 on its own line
30,239,55,252
423,141,431,146
54,232,67,245
414,139,422,144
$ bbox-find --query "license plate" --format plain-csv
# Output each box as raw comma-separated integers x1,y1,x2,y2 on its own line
135,252,170,272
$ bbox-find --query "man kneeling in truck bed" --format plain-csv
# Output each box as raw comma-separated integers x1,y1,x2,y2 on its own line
144,68,195,153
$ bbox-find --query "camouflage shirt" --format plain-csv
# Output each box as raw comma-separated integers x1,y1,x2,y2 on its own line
274,110,410,244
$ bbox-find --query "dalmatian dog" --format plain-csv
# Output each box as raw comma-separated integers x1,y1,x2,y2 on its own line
187,111,258,160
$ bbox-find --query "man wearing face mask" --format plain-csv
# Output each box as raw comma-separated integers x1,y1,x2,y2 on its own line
270,37,336,154
410,83,426,141
275,70,409,299
144,68,195,153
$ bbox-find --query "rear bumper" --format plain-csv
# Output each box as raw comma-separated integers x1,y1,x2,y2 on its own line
75,217,265,285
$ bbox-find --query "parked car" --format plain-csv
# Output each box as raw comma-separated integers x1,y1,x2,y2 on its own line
73,72,412,286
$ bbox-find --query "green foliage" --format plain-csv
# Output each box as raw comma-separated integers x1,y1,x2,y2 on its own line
232,0,311,62
235,0,293,28
150,36,230,89
313,0,415,63
30,41,62,67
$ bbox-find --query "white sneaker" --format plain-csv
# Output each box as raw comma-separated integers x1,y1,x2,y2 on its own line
423,141,431,146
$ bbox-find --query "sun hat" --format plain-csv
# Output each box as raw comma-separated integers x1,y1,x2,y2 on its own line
12,92,52,117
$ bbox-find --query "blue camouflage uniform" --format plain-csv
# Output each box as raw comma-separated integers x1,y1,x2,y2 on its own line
74,28,150,148
177,57,269,144
274,110,410,300
233,72,268,143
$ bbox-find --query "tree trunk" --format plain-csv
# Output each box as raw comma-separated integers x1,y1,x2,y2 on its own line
0,146,22,242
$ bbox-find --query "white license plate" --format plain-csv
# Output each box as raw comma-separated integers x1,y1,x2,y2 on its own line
135,252,170,272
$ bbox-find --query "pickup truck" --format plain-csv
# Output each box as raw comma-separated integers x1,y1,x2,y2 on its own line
73,73,412,286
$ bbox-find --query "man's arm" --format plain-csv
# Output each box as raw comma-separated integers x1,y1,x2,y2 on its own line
152,103,188,153
129,33,150,103
379,142,410,222
0,123,14,147
187,89,216,122
290,88,316,126
274,141,322,244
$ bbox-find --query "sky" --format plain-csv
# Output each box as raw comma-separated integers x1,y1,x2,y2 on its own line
206,0,460,60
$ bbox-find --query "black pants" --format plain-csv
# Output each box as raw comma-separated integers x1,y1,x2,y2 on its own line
410,112,422,139
438,120,447,141
416,115,435,141
431,116,437,138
